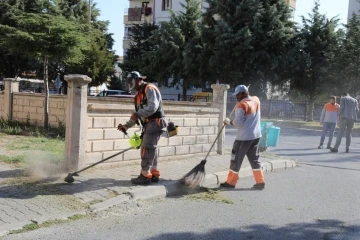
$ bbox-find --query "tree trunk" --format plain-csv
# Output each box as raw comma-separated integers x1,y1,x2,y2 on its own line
307,97,315,122
43,55,49,131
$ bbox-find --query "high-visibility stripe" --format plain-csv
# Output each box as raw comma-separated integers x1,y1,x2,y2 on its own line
325,103,340,112
236,96,260,116
150,169,160,177
253,170,264,184
226,170,239,186
141,148,146,157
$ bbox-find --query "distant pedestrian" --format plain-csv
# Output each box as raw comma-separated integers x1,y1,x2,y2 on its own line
318,96,340,149
330,93,359,153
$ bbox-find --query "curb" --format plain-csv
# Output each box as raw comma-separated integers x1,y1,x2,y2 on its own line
88,158,297,207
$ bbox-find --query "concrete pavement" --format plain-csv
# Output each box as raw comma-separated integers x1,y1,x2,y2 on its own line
0,147,296,237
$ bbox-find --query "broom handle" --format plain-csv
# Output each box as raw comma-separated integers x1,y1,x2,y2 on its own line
205,124,226,160
72,147,134,175
204,101,238,160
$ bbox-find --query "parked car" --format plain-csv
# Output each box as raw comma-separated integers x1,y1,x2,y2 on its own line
96,90,134,98
261,100,295,118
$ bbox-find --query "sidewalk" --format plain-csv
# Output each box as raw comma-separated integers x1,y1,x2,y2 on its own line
0,151,296,237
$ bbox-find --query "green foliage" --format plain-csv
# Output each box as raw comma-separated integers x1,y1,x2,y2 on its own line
144,0,202,96
202,0,295,97
0,154,25,164
288,1,341,120
0,0,116,87
335,14,360,95
120,22,159,83
0,12,90,64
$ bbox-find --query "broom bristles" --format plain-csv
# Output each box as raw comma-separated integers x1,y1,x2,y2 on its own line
179,160,206,189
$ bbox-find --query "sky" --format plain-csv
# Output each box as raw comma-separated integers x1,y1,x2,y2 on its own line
96,0,350,56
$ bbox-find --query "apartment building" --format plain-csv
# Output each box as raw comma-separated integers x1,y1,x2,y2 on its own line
123,0,296,57
348,0,360,22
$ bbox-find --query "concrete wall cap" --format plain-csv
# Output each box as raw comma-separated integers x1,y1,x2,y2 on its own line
211,84,230,90
4,77,21,82
64,74,91,83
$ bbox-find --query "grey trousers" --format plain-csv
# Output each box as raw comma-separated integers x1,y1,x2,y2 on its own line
140,118,167,176
230,138,261,172
333,118,354,150
320,122,336,146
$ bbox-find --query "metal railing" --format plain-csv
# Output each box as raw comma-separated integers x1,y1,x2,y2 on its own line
19,87,65,94
226,98,329,121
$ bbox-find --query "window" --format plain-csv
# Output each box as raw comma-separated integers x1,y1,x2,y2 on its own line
162,0,171,11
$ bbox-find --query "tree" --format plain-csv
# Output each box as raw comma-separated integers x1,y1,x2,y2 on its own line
144,0,202,97
335,14,360,95
288,1,341,121
119,22,159,84
0,8,89,130
202,0,295,98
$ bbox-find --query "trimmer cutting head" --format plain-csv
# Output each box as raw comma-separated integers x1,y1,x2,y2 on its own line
64,173,75,183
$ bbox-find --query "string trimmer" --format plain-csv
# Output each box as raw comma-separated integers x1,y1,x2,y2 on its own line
64,130,142,183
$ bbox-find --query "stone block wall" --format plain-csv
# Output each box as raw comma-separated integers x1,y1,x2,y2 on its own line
86,102,220,165
12,93,67,126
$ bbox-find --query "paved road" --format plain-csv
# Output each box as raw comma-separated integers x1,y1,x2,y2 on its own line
3,128,360,240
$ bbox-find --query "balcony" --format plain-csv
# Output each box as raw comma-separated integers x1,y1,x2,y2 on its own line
124,7,152,24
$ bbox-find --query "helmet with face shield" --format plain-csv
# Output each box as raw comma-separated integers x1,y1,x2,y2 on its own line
126,71,146,91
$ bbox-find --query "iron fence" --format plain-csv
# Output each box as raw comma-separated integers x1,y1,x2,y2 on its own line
227,97,329,121
19,87,65,94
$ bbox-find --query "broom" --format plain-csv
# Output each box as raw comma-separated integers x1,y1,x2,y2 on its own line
179,104,237,189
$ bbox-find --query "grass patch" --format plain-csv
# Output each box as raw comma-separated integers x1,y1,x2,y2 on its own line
9,214,86,235
185,189,234,204
7,137,65,162
9,222,39,234
0,154,25,165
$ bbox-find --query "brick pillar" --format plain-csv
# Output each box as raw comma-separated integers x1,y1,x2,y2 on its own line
3,78,20,120
211,84,230,155
64,74,91,171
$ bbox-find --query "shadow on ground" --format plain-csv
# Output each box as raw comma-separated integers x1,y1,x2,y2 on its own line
147,220,359,240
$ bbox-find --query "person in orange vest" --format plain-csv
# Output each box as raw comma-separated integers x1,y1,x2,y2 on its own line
222,85,265,190
118,71,168,185
318,96,340,149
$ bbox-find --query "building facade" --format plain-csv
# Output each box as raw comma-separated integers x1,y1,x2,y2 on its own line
348,0,360,22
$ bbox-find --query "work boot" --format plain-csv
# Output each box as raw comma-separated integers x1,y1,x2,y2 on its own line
252,182,265,190
330,148,338,153
150,170,160,183
151,176,159,183
318,145,323,149
131,175,151,185
220,182,235,189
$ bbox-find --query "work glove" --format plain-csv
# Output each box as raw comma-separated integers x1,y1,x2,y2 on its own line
223,118,231,125
117,123,128,135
